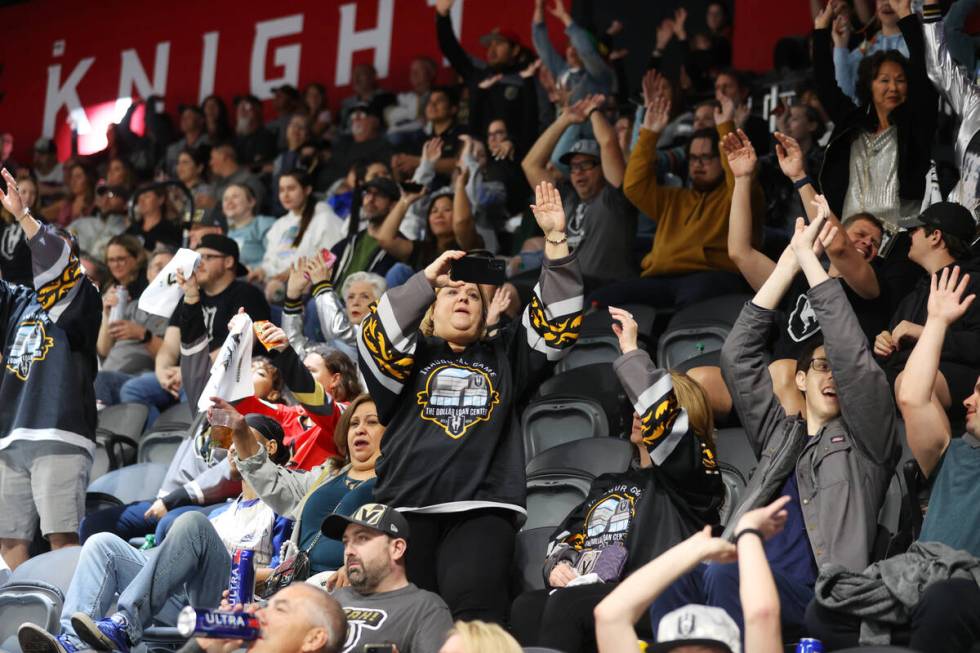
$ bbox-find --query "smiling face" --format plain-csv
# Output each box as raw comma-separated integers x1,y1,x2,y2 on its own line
427,196,454,238
796,346,841,423
345,280,379,325
222,185,255,221
877,0,899,28
688,137,724,192
871,60,908,115
844,217,883,261
346,400,383,467
432,283,485,345
106,244,138,285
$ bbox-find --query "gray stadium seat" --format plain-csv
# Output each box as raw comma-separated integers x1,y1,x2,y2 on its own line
146,402,193,435
536,363,633,436
717,462,748,527
714,427,758,481
86,462,169,505
89,443,112,483
514,527,552,592
137,431,189,465
554,334,622,373
656,294,751,370
524,474,591,531
0,548,81,649
525,438,633,480
522,397,609,461
96,403,150,468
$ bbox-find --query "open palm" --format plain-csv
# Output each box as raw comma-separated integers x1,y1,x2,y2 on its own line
722,130,756,177
530,181,566,236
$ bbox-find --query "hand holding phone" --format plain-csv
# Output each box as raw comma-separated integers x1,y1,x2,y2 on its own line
449,254,507,285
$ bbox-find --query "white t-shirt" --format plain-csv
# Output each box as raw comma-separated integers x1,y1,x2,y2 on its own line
260,202,346,277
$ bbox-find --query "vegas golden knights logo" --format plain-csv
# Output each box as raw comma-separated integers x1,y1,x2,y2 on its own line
352,503,385,526
341,606,389,653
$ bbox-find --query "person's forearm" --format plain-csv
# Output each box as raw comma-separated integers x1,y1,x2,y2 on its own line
898,316,948,407
752,258,797,310
97,317,113,358
522,114,573,186
452,183,480,250
370,198,409,248
737,533,782,653
591,110,625,188
798,250,830,288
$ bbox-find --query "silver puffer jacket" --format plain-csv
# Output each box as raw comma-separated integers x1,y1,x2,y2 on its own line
924,15,980,215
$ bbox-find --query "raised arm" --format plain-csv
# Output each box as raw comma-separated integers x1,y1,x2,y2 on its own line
623,73,678,217
565,17,615,85
589,95,626,188
594,528,736,653
367,188,422,263
521,102,582,189
812,2,859,123
723,130,774,290
451,168,482,250
434,0,476,81
531,0,568,77
896,266,974,476
734,498,791,653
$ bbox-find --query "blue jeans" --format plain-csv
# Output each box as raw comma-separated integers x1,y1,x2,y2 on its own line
79,501,214,544
648,561,814,637
385,263,414,289
60,511,230,647
94,370,134,406
118,372,184,429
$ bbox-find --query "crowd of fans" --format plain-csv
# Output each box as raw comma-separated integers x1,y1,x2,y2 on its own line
1,0,980,651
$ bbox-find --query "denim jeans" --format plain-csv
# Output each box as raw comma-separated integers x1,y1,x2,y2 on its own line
94,370,134,407
648,561,814,638
79,501,215,544
118,372,185,429
60,511,230,646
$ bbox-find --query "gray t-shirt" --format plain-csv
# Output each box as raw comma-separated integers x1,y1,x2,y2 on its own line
331,583,452,653
102,298,169,374
561,182,638,283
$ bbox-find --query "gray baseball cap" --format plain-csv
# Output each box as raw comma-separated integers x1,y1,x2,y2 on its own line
559,139,601,165
650,605,741,653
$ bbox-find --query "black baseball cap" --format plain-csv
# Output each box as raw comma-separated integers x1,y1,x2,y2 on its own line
912,201,977,243
348,100,384,122
196,233,248,276
184,206,228,233
362,177,400,201
321,503,411,541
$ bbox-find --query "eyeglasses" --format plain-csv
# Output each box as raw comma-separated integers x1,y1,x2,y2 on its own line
809,358,831,373
689,154,719,166
569,160,599,173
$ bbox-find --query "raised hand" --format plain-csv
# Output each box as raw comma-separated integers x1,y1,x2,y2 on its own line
548,0,572,25
735,496,791,540
530,181,566,236
927,265,976,325
714,91,735,125
687,526,737,563
641,69,662,107
255,320,289,352
608,306,638,354
434,0,454,16
790,214,834,262
305,254,332,285
672,6,688,39
286,257,310,299
421,137,444,163
563,97,593,124
815,0,834,29
831,13,852,48
773,131,806,182
0,169,26,218
721,130,757,178
175,269,200,304
423,249,467,289
655,19,676,51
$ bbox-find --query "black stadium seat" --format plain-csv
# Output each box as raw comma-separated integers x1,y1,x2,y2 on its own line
524,474,591,531
657,294,752,370
522,396,609,461
525,438,633,480
536,362,633,438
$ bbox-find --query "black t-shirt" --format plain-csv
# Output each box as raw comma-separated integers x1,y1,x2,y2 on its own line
127,219,182,252
169,280,270,351
772,270,888,360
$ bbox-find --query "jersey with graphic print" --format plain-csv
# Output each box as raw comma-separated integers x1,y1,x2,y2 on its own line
0,223,101,451
358,254,583,516
542,349,724,585
332,583,452,653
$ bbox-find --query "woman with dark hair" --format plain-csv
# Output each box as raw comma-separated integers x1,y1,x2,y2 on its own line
49,162,96,227
124,184,182,251
229,392,380,578
353,181,582,623
304,82,334,138
175,145,213,206
813,0,936,238
0,175,42,285
201,94,232,144
103,234,147,298
705,1,732,41
271,114,313,214
257,170,343,301
511,308,724,653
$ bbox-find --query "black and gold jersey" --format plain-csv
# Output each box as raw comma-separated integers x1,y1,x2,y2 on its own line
358,254,583,517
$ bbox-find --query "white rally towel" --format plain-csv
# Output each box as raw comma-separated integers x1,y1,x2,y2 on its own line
198,313,255,412
137,248,201,318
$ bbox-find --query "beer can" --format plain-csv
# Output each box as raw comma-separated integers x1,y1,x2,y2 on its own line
228,549,255,606
176,607,260,640
795,638,824,653
109,286,128,322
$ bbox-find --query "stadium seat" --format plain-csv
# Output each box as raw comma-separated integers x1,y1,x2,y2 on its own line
137,431,189,465
553,334,622,373
96,403,150,468
522,396,609,461
536,363,633,437
513,527,552,592
89,443,113,484
86,462,169,506
146,402,193,435
523,474,591,531
0,548,80,649
140,626,185,652
656,294,752,370
525,438,633,480
713,427,758,482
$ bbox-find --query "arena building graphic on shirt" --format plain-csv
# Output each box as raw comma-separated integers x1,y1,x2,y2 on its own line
581,486,640,549
5,319,54,381
416,361,500,439
340,606,389,653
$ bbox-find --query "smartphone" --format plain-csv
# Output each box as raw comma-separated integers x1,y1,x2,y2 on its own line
450,254,507,285
364,646,396,653
320,248,337,268
400,181,424,194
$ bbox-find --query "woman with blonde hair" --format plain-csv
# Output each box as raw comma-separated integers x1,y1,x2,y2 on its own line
509,307,724,653
439,620,522,653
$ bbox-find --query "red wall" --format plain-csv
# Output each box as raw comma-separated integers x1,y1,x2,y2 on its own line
733,0,813,72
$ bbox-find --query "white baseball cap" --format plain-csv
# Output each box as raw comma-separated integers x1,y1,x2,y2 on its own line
650,605,741,653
